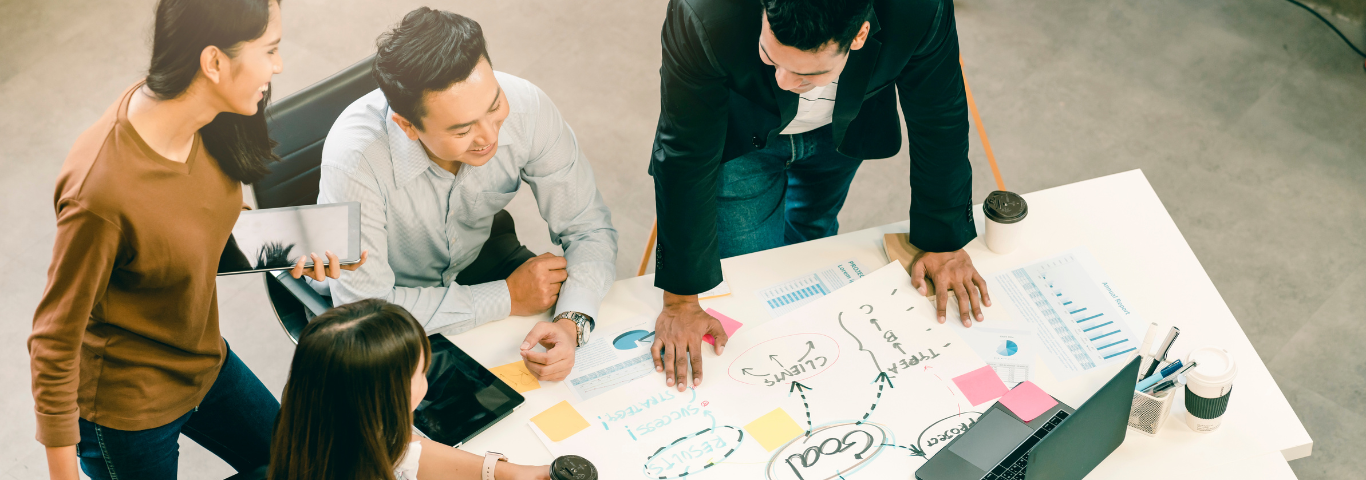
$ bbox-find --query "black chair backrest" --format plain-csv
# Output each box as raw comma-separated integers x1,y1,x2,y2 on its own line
255,55,377,209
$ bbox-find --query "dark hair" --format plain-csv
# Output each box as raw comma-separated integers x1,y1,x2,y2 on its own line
762,0,873,53
373,7,490,130
146,0,280,184
268,299,432,480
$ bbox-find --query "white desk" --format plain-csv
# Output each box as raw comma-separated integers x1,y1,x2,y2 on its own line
448,170,1309,478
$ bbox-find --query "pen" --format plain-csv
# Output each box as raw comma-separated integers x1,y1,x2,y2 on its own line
1151,379,1180,395
1136,322,1159,381
1143,327,1181,379
1138,361,1197,393
1137,359,1183,386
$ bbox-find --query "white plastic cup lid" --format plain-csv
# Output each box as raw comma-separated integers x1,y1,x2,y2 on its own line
1186,346,1237,386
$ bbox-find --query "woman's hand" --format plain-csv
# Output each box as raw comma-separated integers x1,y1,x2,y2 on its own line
289,250,368,281
45,445,79,480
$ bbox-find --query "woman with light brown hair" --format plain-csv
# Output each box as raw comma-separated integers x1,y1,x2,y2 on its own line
270,298,556,480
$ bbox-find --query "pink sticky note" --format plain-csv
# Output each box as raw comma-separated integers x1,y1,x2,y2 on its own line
999,381,1059,422
952,365,1010,406
702,308,743,346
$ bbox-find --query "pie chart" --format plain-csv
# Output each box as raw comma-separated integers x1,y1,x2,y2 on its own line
996,340,1019,357
613,330,654,350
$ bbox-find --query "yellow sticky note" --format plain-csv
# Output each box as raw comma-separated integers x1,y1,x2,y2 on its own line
531,400,590,442
744,408,805,452
489,360,541,393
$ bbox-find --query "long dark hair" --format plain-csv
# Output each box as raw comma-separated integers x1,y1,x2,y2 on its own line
146,0,281,184
269,299,432,480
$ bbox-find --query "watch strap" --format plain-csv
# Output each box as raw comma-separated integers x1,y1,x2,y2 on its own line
482,451,506,480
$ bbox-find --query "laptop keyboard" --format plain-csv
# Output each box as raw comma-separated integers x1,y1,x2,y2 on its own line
982,410,1070,480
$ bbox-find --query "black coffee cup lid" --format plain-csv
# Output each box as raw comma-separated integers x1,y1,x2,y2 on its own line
550,455,598,480
984,191,1027,224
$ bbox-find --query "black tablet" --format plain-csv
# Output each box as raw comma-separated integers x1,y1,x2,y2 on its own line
415,334,526,447
217,202,362,275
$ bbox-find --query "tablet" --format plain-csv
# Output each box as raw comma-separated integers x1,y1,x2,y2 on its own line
415,334,525,447
217,202,361,275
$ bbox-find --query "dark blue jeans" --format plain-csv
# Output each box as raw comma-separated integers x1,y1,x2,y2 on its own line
77,344,279,480
717,124,864,258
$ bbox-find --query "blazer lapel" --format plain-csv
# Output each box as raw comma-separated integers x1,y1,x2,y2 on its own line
832,12,882,146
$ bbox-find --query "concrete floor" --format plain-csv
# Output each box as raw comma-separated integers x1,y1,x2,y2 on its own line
1,0,1362,478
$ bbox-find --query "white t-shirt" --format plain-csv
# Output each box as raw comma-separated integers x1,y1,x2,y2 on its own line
394,431,424,480
779,78,839,135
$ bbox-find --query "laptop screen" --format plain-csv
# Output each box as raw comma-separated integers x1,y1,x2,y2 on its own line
1025,356,1141,480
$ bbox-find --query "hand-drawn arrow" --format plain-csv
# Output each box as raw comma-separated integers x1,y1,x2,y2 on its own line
880,443,927,457
839,312,883,373
740,368,768,377
703,410,717,430
769,354,785,368
790,381,814,436
893,343,906,354
858,372,895,425
869,318,881,331
796,341,816,362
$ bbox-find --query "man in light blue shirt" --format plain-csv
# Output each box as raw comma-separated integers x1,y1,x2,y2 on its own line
319,8,617,380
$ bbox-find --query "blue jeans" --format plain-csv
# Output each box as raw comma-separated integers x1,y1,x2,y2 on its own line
77,344,279,480
717,125,864,258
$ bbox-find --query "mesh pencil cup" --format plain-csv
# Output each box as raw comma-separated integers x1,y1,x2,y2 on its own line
1128,382,1180,436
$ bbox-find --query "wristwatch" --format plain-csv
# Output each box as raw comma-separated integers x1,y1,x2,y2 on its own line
482,451,507,480
554,311,595,347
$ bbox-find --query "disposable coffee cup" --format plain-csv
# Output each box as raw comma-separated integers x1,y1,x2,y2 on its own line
550,455,598,480
1183,346,1237,433
983,190,1028,254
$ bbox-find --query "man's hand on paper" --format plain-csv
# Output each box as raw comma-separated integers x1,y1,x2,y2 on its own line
652,292,729,392
508,253,568,316
520,318,578,381
911,249,992,327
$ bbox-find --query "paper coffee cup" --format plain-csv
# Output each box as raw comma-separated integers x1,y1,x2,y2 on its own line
1183,346,1237,433
983,191,1028,254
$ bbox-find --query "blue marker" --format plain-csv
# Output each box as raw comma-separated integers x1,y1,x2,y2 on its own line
1158,359,1183,378
1137,362,1197,393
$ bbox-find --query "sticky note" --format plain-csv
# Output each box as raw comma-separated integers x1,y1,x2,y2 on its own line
489,360,541,393
699,280,732,299
703,308,743,346
999,381,1059,422
744,408,805,452
952,365,1010,406
530,400,590,442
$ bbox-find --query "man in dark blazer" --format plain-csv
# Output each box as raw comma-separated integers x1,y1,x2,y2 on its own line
649,0,993,391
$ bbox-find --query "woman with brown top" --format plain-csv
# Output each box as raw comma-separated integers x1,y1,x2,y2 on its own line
28,0,361,478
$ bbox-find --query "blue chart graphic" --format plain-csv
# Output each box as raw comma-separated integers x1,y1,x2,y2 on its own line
613,330,654,350
766,283,828,310
996,340,1019,357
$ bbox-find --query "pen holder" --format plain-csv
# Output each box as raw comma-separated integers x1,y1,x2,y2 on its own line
1128,384,1180,436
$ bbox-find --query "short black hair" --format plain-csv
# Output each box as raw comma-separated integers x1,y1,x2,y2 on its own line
762,0,873,53
373,7,489,130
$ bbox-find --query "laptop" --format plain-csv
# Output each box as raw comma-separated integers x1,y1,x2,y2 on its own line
413,334,526,447
916,356,1140,480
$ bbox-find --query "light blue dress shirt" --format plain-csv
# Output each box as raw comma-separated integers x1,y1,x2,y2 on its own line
318,72,617,334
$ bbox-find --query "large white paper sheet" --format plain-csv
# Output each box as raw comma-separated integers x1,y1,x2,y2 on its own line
534,264,997,479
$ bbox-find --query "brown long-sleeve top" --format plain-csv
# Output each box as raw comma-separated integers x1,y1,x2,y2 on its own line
28,84,243,446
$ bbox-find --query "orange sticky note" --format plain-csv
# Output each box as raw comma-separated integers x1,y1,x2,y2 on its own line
744,408,805,452
531,400,590,442
489,360,541,393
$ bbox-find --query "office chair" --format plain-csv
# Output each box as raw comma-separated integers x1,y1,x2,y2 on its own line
254,55,377,343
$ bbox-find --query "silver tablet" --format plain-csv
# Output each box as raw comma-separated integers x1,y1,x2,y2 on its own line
217,202,362,275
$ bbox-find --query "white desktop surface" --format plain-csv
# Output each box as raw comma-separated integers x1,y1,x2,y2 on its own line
444,170,1309,479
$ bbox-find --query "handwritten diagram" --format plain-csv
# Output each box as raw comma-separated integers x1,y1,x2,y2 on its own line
535,264,994,480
